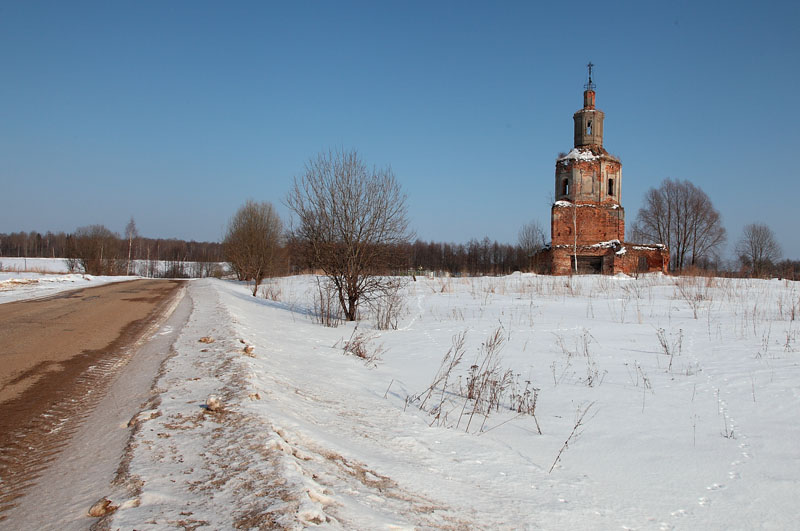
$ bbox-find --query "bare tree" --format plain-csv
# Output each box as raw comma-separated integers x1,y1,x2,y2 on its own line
224,200,283,296
70,225,123,275
735,223,781,277
518,219,546,256
518,219,547,272
286,149,413,321
125,217,139,275
632,178,726,272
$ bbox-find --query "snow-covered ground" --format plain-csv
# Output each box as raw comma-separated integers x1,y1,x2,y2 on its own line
0,256,224,281
0,270,135,303
0,257,72,273
92,273,799,529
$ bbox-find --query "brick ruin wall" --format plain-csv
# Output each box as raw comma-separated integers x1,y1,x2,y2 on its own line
555,157,621,205
615,246,670,275
551,203,625,247
547,244,669,276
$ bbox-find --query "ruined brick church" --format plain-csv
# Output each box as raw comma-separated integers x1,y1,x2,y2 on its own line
540,65,668,275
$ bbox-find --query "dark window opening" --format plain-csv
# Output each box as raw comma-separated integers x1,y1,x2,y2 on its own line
608,178,614,196
562,179,569,195
586,120,592,135
571,255,603,274
638,256,648,273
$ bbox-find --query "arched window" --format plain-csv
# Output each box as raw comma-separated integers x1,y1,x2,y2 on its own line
586,120,592,135
608,178,614,196
562,179,569,196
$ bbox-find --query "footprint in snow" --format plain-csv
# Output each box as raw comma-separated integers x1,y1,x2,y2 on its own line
706,483,726,491
698,496,710,506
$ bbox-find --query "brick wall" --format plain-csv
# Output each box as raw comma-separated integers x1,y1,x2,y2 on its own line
548,244,668,276
551,203,625,247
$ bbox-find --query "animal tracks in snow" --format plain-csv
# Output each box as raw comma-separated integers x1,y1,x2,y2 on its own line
664,329,756,521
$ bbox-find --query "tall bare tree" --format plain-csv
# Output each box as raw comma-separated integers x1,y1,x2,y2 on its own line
632,178,726,272
286,149,412,321
125,217,139,275
224,200,283,296
735,223,781,277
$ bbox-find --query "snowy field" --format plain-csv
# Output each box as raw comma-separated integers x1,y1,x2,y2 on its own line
0,256,224,281
0,265,134,303
0,256,72,273
85,273,797,530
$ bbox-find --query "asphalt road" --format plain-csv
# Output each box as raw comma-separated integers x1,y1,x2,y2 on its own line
0,279,185,519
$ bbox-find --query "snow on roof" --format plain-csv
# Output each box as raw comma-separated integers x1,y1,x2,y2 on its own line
631,244,667,250
550,243,619,250
588,239,621,249
615,247,627,255
557,148,598,163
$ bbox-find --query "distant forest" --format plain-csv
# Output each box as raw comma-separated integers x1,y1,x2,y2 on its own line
0,230,224,264
2,229,799,280
1,229,542,277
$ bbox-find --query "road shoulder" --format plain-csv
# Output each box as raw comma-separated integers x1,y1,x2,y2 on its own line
1,283,190,530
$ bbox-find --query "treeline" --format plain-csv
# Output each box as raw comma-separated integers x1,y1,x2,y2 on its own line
0,229,224,277
4,228,797,280
0,230,223,263
1,228,541,278
765,260,800,281
284,237,543,277
401,238,544,276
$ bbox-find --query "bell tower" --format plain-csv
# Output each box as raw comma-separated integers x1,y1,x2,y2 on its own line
573,63,604,149
542,63,669,275
553,63,622,207
550,63,625,273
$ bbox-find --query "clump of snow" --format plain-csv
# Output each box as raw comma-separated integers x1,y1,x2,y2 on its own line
204,394,223,412
557,148,598,163
615,247,627,255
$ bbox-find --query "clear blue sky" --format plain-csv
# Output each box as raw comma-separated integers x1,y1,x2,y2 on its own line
2,1,799,259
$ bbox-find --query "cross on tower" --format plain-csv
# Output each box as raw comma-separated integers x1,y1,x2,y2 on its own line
585,62,596,91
